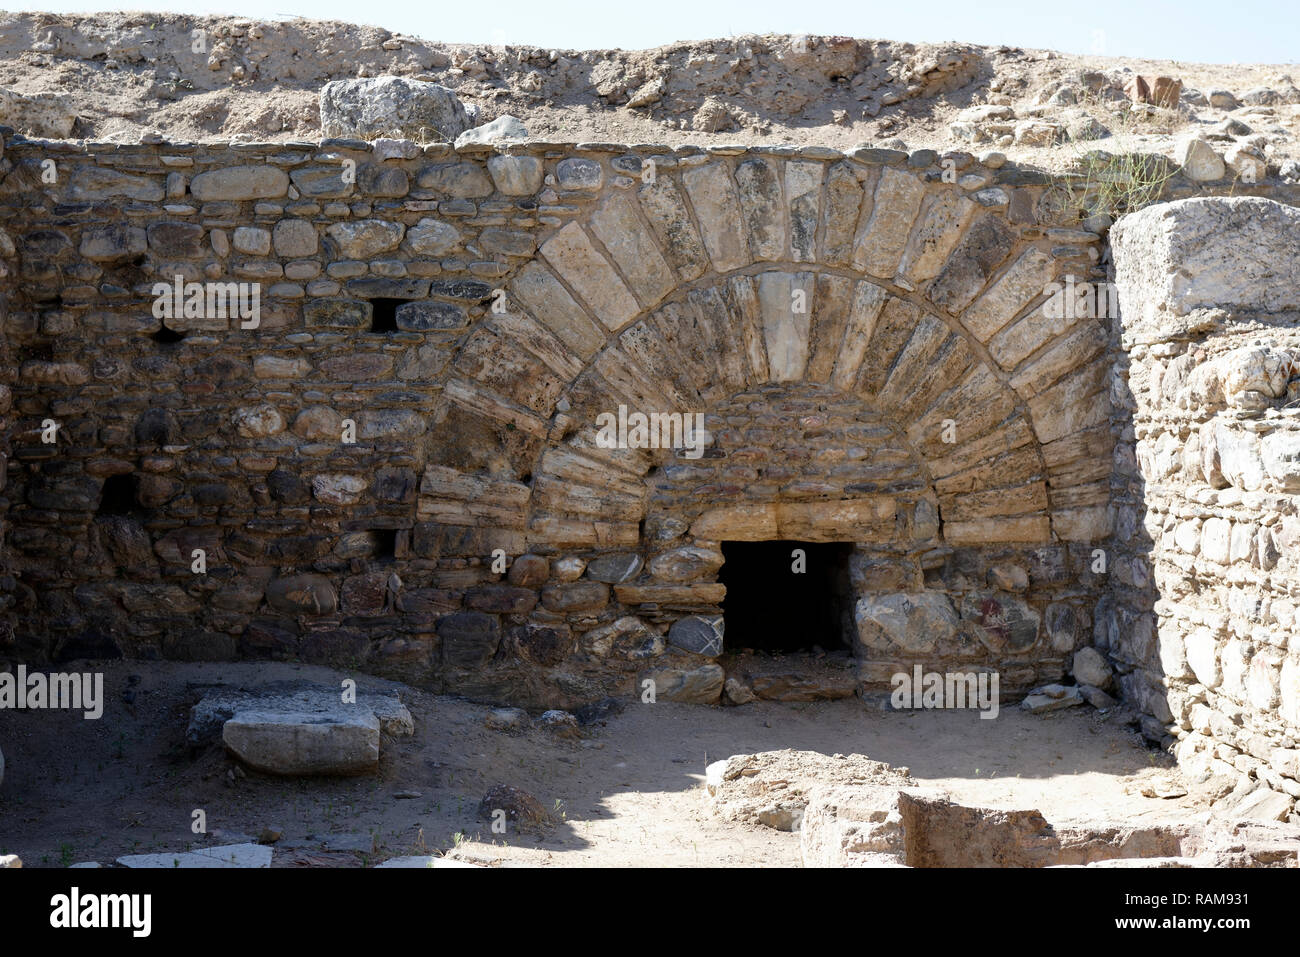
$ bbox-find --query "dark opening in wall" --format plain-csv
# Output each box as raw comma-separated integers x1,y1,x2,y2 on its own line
151,323,186,345
97,474,139,516
372,528,398,561
18,343,54,363
719,540,854,653
369,299,401,333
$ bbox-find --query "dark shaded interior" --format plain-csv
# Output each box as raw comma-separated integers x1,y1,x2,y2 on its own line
372,528,398,561
150,322,186,344
720,540,854,652
97,473,139,516
369,298,401,332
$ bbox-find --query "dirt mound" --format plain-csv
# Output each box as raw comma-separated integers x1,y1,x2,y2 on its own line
705,749,912,830
1,13,1298,174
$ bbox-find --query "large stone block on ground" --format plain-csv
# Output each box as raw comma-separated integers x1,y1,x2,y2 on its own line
708,750,912,834
1112,198,1300,336
223,709,380,775
750,672,857,701
640,664,724,703
800,785,912,867
897,792,1063,867
319,77,470,142
117,843,273,869
186,681,414,746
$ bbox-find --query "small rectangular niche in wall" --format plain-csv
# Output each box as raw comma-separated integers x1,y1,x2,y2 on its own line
720,540,854,653
372,528,398,561
368,299,401,333
98,473,140,516
370,528,414,562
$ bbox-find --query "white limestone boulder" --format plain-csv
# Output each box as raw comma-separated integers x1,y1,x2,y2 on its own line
222,709,381,776
1112,198,1300,338
319,77,470,142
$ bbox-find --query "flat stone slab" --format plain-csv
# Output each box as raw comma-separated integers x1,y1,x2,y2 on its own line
223,709,380,776
1020,684,1084,714
187,680,414,746
322,833,376,853
375,856,482,868
117,843,272,869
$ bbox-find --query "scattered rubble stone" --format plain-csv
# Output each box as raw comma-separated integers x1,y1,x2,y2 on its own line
454,114,528,149
533,709,581,738
1021,684,1084,713
1070,647,1113,690
478,784,551,827
485,707,530,731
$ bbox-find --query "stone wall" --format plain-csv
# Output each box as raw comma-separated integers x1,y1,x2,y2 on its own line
1110,196,1300,804
0,131,1115,708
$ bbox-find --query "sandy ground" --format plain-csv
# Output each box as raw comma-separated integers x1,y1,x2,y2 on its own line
0,659,1203,868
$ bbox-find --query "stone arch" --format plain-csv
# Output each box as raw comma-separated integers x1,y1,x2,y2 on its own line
639,380,938,549
429,150,1110,550
414,152,1115,685
523,265,1051,550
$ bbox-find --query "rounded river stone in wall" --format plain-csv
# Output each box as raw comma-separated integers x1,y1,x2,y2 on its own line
668,615,724,657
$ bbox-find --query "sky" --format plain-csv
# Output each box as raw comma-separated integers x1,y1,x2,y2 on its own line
9,0,1299,64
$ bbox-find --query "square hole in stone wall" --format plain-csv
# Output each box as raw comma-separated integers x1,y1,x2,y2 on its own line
97,473,140,516
720,540,854,653
368,299,401,332
371,528,398,561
